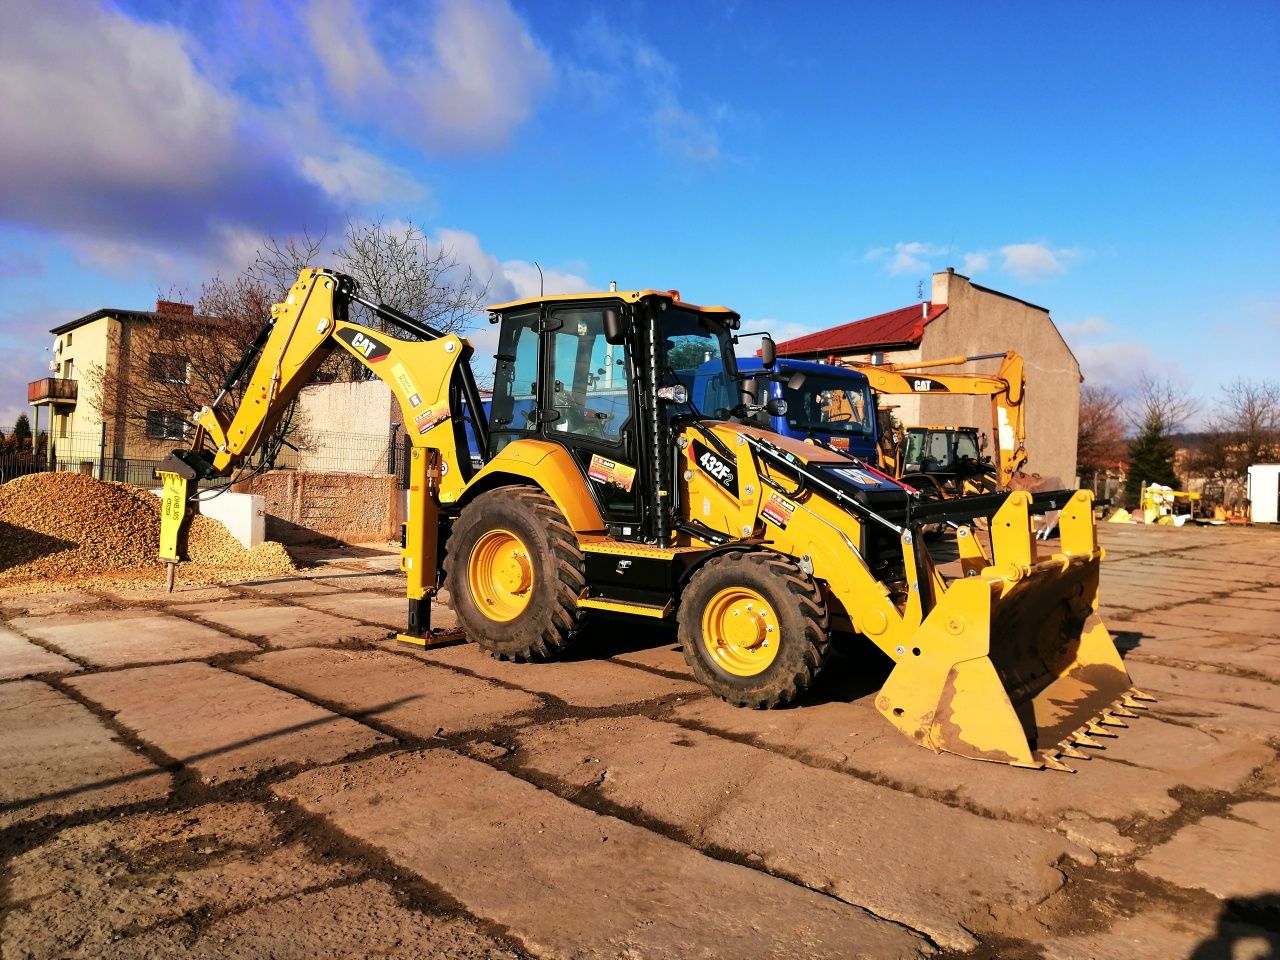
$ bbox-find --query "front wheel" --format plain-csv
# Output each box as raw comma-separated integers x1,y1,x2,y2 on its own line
444,486,586,661
678,551,830,708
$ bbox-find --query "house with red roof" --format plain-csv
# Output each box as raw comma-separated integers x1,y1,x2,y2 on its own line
777,268,1082,484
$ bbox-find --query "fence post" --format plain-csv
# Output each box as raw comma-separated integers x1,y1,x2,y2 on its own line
387,423,401,475
98,421,107,479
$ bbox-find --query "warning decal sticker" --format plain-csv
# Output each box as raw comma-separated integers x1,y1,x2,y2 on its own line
761,492,796,529
391,362,423,408
414,403,450,435
587,454,637,492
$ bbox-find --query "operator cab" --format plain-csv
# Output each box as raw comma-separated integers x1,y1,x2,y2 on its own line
733,357,879,463
485,289,742,542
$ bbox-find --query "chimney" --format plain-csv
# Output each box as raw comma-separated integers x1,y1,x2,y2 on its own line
155,299,194,316
921,302,928,319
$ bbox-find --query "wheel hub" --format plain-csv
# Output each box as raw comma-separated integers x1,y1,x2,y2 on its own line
702,587,780,676
469,529,534,622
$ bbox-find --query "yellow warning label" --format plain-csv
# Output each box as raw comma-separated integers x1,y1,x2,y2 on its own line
391,362,423,408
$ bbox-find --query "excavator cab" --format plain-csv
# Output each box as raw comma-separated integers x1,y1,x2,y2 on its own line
482,289,745,542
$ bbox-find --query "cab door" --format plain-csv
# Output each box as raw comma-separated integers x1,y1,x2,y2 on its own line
540,305,640,530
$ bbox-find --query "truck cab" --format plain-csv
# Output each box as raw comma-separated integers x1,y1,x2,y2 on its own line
732,357,879,462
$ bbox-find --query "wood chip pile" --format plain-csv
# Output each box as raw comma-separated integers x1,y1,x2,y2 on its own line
0,473,297,584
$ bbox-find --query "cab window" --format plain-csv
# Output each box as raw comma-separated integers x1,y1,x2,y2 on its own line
548,308,631,442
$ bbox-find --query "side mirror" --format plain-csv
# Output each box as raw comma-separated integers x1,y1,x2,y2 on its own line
786,371,806,391
760,335,777,369
742,377,759,403
765,397,788,417
603,307,625,345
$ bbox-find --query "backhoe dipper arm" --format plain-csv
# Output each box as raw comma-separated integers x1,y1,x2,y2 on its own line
832,352,1027,487
157,268,483,637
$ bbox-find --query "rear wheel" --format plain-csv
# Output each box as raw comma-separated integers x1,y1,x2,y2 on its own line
678,551,830,708
444,487,585,661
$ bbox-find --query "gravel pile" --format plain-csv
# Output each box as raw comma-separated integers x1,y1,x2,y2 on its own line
0,473,297,584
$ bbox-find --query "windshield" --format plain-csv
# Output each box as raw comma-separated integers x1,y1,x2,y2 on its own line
903,428,981,472
660,306,739,418
784,372,874,435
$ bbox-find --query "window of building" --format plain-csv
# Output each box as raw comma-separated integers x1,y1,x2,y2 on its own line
149,353,190,384
63,358,74,380
146,410,188,440
65,332,73,347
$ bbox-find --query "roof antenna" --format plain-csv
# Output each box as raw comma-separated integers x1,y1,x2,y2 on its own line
916,279,924,301
534,261,544,296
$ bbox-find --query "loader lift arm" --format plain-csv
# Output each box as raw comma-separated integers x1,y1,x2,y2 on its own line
834,352,1027,490
157,268,487,643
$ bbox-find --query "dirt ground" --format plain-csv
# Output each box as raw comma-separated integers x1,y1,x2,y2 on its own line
1,524,1278,959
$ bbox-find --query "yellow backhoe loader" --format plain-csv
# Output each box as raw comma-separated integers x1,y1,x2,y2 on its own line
834,352,1028,498
157,269,1148,771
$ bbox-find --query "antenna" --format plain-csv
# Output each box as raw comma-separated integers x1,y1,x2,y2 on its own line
916,280,924,301
533,261,544,296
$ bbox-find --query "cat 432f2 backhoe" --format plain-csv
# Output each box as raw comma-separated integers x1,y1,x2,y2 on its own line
158,269,1150,771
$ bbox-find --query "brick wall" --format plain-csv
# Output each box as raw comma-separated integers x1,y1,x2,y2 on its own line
231,471,399,543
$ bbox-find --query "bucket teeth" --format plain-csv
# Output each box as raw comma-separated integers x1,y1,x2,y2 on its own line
1040,753,1075,773
1129,688,1157,702
1121,695,1150,710
1057,743,1090,760
1098,713,1128,728
1086,721,1119,738
1112,706,1139,719
1073,731,1104,749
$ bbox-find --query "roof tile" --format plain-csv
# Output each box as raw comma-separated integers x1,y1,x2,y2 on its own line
777,302,947,356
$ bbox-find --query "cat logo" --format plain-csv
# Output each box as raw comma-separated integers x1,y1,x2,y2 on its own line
692,440,738,495
911,377,945,392
336,328,391,363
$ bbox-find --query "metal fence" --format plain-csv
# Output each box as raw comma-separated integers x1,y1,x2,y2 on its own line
0,426,413,488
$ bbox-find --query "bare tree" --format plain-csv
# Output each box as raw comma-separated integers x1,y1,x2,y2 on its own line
1128,373,1199,434
1076,384,1127,486
252,219,487,334
1192,378,1280,486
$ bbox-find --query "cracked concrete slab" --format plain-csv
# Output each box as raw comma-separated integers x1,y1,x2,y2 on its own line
510,714,1091,951
276,750,930,959
0,624,81,679
68,662,388,783
1138,800,1280,900
236,647,542,738
0,681,169,827
10,610,257,667
414,640,704,707
171,598,388,648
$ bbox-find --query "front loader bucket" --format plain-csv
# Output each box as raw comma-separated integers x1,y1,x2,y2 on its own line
875,491,1150,770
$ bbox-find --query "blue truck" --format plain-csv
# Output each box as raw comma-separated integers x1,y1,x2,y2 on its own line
732,357,880,462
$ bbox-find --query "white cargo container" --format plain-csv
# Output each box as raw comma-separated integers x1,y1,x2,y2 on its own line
1248,464,1280,523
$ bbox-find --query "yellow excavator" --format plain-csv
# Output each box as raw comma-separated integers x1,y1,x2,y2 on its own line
834,352,1027,498
158,269,1149,771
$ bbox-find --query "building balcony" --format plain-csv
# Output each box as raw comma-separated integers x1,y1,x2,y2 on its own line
28,378,78,405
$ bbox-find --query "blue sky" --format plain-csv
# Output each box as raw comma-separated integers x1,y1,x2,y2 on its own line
2,0,1277,430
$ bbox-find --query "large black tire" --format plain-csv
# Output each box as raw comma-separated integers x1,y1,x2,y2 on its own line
444,486,586,661
678,551,830,708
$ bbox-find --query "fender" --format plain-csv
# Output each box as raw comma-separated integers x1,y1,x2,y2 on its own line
459,440,605,533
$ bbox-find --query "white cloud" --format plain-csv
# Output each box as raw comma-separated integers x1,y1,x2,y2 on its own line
867,241,945,277
572,17,725,165
305,0,553,153
999,242,1080,281
961,251,991,275
0,0,342,268
1074,341,1182,393
300,145,426,206
1059,315,1110,339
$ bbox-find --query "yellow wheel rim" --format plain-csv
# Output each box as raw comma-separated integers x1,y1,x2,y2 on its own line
468,528,534,622
701,586,780,677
